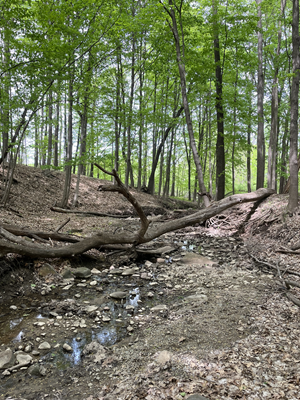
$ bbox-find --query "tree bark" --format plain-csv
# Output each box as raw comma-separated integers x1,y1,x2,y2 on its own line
166,1,210,207
267,0,286,190
256,0,265,189
288,0,300,212
212,0,225,200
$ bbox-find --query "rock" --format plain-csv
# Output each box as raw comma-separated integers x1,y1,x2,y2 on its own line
85,305,98,313
147,292,154,298
10,305,17,310
12,352,32,370
0,349,15,370
185,294,208,303
39,263,57,277
32,350,40,356
109,291,127,300
156,350,171,365
186,395,209,400
63,343,73,352
102,316,111,322
90,280,97,286
122,268,135,276
91,268,101,274
150,305,168,312
181,253,217,267
127,326,134,332
83,341,106,363
141,272,151,279
62,284,73,290
109,269,123,275
157,258,165,263
2,370,10,376
61,268,73,279
72,267,91,278
28,364,47,377
38,342,51,350
24,345,32,353
144,260,152,267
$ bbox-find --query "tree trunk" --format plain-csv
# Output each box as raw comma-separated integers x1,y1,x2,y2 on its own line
212,0,225,200
53,94,60,168
288,0,300,212
167,2,210,207
256,0,265,189
47,90,53,168
267,0,286,190
60,75,73,208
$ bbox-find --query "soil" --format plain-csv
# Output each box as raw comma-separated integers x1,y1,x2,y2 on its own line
1,165,300,400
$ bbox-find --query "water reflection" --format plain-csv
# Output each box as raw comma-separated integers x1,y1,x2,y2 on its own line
10,318,23,329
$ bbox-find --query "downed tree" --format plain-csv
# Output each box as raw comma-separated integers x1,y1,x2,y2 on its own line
0,166,275,259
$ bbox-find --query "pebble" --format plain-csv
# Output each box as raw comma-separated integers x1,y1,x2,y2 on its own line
38,342,51,350
89,281,97,286
63,343,72,352
10,305,17,310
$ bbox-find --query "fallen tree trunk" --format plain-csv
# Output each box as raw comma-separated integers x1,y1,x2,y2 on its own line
50,207,130,219
1,224,80,243
0,180,275,258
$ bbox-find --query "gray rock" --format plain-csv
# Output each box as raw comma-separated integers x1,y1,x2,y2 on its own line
9,352,32,371
91,268,101,274
72,267,91,278
38,342,51,350
10,305,17,310
61,267,73,279
83,341,106,364
186,395,209,400
32,350,40,356
109,269,122,275
109,291,127,300
0,349,15,370
150,304,168,312
122,268,135,276
28,364,47,377
185,294,208,303
85,305,98,313
156,350,171,365
39,263,57,277
63,343,73,352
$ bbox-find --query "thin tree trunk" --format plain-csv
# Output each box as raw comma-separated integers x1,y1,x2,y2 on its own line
60,75,73,208
54,94,59,167
256,0,265,189
212,0,225,200
288,0,300,211
267,0,286,190
166,2,210,206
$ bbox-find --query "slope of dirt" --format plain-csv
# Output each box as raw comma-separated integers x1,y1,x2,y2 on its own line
0,165,300,400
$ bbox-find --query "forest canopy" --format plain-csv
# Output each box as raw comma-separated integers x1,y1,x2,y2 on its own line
0,0,299,209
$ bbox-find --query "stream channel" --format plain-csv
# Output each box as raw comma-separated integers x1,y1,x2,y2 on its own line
0,254,178,374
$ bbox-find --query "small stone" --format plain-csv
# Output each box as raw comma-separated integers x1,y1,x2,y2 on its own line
91,268,101,274
77,283,87,287
156,350,171,365
150,305,168,312
63,343,73,352
186,395,210,400
63,284,73,290
0,349,15,370
2,370,10,376
157,258,165,263
144,260,152,267
24,345,32,353
72,267,91,279
102,316,111,322
127,326,134,332
86,305,98,313
122,268,135,276
109,291,127,300
75,294,81,298
90,280,97,286
10,305,17,310
38,342,51,350
147,292,154,298
32,350,40,356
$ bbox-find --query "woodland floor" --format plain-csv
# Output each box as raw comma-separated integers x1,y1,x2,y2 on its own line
0,165,300,400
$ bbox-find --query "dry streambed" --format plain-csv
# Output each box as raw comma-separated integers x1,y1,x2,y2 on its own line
0,235,283,399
